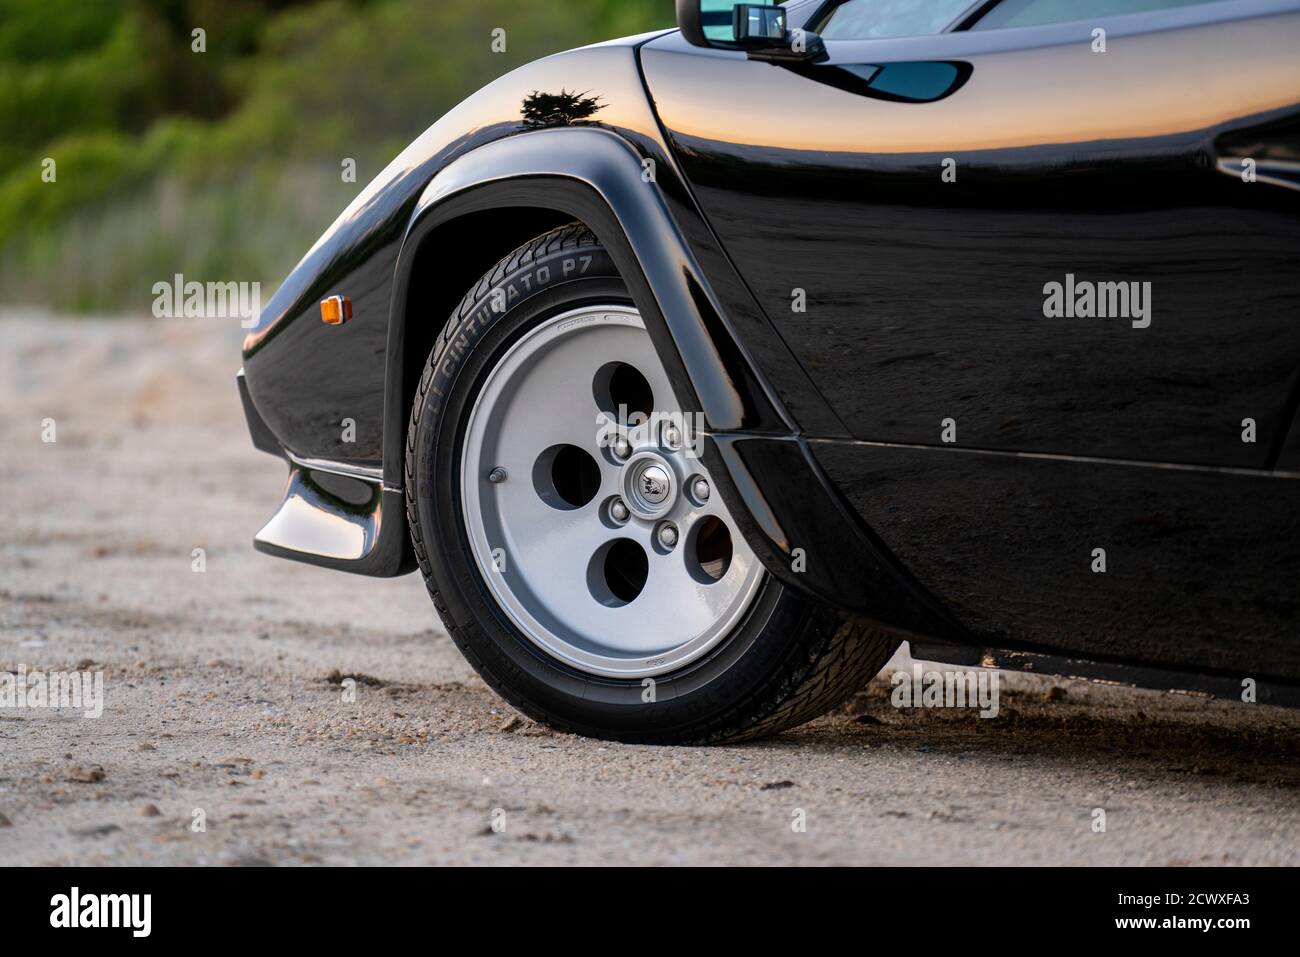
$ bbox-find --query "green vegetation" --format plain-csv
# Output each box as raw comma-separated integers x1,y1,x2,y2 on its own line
0,0,670,311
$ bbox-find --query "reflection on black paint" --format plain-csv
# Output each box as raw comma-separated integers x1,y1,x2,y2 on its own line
783,60,971,103
521,89,604,128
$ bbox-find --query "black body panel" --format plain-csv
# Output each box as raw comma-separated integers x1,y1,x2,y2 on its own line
642,13,1300,465
639,5,1300,684
815,440,1300,679
711,434,964,641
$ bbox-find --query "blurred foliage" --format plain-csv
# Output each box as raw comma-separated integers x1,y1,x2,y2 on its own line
0,0,671,310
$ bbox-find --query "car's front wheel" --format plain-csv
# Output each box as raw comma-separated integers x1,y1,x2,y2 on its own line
406,223,897,743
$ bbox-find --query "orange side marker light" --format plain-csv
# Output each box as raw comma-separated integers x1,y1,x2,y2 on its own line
320,295,352,325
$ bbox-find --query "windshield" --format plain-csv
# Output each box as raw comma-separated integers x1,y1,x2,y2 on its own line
818,0,978,39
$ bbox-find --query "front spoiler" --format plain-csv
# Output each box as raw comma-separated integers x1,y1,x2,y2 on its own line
238,370,415,577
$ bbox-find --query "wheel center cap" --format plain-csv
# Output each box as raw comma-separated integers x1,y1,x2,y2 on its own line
622,452,677,519
639,465,670,504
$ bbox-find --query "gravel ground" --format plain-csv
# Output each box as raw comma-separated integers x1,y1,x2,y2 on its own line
2,313,1298,866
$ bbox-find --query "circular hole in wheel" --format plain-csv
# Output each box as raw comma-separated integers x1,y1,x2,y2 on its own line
593,361,654,424
532,444,601,510
689,516,733,584
587,539,649,607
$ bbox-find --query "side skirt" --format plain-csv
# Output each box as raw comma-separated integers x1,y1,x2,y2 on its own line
912,638,1300,708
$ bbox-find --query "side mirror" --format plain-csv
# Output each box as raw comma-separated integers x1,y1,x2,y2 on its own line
676,0,826,61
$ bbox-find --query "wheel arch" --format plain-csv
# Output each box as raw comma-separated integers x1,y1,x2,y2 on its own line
383,127,790,492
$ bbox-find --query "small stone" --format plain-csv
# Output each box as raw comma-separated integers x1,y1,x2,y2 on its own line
137,742,156,751
0,813,11,827
760,780,795,790
499,716,522,733
66,766,106,783
140,804,161,817
72,823,120,838
325,670,383,687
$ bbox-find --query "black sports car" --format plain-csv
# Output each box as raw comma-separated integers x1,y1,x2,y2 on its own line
238,0,1300,742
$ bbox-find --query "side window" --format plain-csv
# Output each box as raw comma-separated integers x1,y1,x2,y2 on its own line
819,0,978,39
971,0,1225,31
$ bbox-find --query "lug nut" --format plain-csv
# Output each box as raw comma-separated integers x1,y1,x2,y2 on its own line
663,426,681,448
692,478,710,502
487,467,508,483
613,436,631,460
657,523,678,549
610,499,629,522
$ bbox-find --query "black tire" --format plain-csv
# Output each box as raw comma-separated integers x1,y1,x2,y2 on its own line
405,223,897,744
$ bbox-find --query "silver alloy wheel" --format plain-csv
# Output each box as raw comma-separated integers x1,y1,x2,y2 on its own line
460,305,765,678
